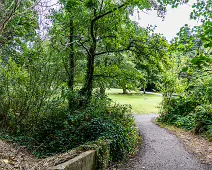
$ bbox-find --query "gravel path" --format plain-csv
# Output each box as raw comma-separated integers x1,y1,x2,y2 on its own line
119,114,212,170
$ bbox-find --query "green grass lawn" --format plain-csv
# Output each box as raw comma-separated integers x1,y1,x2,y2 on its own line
106,88,162,114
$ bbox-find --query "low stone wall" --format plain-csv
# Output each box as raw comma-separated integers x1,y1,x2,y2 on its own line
49,140,111,170
50,150,96,170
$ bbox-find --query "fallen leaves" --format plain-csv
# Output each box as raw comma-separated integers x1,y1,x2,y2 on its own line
3,159,9,163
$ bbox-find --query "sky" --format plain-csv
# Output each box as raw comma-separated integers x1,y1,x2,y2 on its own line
130,0,201,41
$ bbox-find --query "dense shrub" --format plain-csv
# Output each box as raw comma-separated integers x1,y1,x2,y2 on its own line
174,114,195,130
158,96,212,139
0,58,64,131
193,105,212,135
0,94,140,163
158,96,198,124
158,71,212,140
0,57,140,165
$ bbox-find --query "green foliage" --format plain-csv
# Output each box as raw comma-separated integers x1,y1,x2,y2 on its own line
2,0,211,168
175,114,195,130
193,105,212,135
159,96,197,123
158,1,212,140
159,97,212,138
0,95,140,163
95,53,143,93
159,64,212,138
0,49,63,130
158,56,212,139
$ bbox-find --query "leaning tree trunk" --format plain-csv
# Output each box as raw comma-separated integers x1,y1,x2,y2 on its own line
79,44,96,101
79,4,126,102
79,17,97,102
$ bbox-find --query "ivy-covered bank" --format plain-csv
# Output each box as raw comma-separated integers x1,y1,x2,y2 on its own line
0,95,140,166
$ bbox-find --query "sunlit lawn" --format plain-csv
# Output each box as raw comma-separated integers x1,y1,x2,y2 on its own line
106,88,162,114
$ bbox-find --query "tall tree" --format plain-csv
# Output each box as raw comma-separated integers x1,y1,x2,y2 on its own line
50,0,189,103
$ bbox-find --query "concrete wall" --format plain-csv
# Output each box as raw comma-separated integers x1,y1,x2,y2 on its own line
50,150,96,170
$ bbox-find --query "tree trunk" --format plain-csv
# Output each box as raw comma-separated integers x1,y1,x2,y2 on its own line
100,85,106,95
68,19,75,109
68,19,75,91
143,84,146,94
79,17,97,101
80,44,96,100
122,86,127,94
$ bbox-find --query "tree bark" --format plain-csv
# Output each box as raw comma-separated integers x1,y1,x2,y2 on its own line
79,14,97,100
0,0,20,34
80,44,95,99
68,19,75,91
79,4,126,101
68,19,76,109
123,86,127,94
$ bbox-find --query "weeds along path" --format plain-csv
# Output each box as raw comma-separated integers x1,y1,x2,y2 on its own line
118,114,212,170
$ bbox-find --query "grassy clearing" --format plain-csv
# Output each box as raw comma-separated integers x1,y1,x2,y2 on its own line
106,88,162,114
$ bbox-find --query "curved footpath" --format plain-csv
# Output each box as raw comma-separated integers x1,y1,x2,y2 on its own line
118,114,212,170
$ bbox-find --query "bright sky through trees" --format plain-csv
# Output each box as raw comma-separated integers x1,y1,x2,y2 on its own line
130,0,201,41
45,0,200,41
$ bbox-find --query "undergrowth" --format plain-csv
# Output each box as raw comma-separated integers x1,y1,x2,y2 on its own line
0,93,140,164
158,96,212,141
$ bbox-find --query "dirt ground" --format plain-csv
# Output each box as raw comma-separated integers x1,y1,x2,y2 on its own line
0,139,39,169
0,139,80,170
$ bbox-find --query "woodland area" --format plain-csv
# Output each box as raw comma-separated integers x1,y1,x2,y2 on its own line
0,0,211,167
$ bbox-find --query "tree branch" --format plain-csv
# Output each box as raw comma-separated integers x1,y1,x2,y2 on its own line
93,3,126,23
0,0,20,34
94,74,119,78
90,3,126,44
77,40,92,57
95,47,130,56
